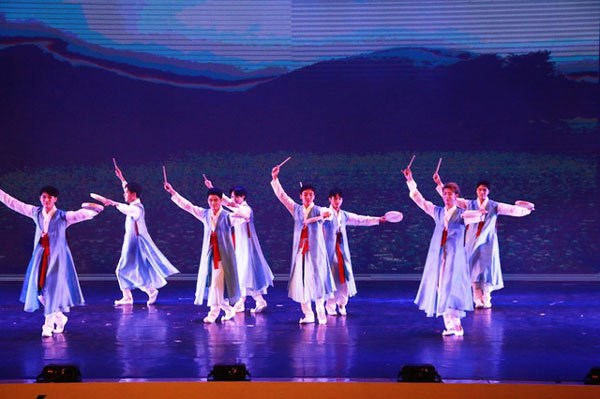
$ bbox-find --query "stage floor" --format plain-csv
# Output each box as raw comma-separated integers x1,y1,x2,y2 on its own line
0,280,598,384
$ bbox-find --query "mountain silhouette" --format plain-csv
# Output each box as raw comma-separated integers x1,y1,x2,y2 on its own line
0,39,597,169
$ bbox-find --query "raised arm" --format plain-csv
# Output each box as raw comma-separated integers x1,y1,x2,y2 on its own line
164,182,206,220
0,188,36,219
404,168,436,218
114,162,127,187
270,165,296,215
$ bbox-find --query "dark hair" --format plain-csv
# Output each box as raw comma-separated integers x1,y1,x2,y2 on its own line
328,188,343,199
230,186,247,198
299,183,316,195
442,182,461,196
39,186,59,197
475,180,491,190
125,182,143,197
207,187,224,198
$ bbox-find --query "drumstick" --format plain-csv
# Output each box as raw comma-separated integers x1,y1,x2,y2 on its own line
407,154,416,169
162,166,168,183
112,157,119,169
435,158,442,174
278,156,291,168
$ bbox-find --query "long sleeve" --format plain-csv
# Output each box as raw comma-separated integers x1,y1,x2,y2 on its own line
0,188,36,219
435,183,443,197
170,192,206,221
461,210,486,225
228,203,251,226
220,193,236,207
345,211,380,226
271,179,296,215
115,202,142,219
407,180,436,218
66,208,99,227
497,202,532,217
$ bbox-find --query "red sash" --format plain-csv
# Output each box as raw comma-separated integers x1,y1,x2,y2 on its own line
38,235,50,291
441,228,448,247
210,231,221,269
300,226,309,254
335,232,346,284
475,221,485,237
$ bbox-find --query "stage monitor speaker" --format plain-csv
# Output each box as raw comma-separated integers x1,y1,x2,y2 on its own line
208,363,251,381
36,365,82,383
397,364,442,383
584,367,600,385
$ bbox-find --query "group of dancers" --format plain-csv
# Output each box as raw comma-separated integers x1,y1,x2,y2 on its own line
0,157,533,338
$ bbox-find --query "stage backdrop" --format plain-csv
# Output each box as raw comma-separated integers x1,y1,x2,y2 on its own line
0,1,598,276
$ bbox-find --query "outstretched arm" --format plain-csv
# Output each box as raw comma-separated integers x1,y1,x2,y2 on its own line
66,207,102,226
102,196,142,219
497,202,532,217
345,211,381,226
0,188,36,219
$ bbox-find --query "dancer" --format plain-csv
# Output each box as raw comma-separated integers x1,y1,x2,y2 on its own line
98,164,179,306
204,176,274,313
270,163,335,325
0,185,102,337
323,188,386,316
403,167,481,336
433,173,533,308
164,181,249,323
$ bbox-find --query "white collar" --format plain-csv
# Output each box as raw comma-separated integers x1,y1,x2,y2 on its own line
42,206,57,217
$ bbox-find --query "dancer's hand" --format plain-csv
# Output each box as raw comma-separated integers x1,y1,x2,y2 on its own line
101,197,118,207
271,165,280,180
114,165,125,183
203,174,213,189
164,182,175,195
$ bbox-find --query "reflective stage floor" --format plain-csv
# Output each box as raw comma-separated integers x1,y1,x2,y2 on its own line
0,279,598,384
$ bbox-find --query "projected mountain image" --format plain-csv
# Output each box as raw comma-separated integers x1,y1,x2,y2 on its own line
1,38,597,171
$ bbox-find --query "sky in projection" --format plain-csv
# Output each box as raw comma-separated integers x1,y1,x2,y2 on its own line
1,0,598,75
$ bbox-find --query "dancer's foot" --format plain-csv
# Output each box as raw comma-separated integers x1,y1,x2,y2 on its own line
53,313,68,334
251,299,267,314
146,288,159,306
299,313,315,324
114,297,133,306
233,298,245,313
